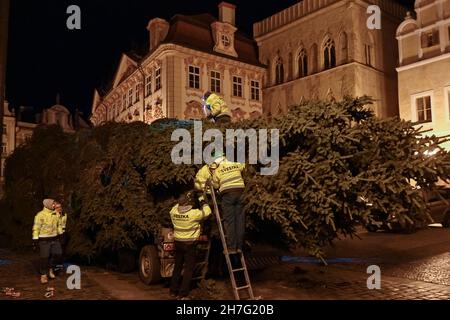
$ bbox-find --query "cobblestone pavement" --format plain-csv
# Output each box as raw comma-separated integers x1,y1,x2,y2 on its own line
0,249,113,300
1,227,450,300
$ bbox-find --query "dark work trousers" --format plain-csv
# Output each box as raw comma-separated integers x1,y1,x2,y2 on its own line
220,189,245,251
39,238,62,275
170,241,197,297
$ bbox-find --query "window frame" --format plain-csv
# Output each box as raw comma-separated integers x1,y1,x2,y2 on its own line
210,70,221,93
232,75,243,98
250,80,260,101
275,58,284,85
145,74,152,97
155,68,161,91
323,38,336,70
221,34,231,48
188,65,201,89
135,83,140,103
128,88,133,107
297,49,308,78
364,44,372,66
410,91,434,124
445,86,450,122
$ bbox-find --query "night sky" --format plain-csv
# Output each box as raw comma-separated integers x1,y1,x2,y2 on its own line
5,0,414,118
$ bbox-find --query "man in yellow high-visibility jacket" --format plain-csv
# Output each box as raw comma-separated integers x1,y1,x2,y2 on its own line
32,199,62,284
209,155,246,254
169,192,212,299
202,91,231,124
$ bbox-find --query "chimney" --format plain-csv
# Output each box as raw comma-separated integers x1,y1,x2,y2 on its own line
218,2,236,26
146,18,170,52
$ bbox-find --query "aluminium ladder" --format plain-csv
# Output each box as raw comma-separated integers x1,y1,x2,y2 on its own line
207,180,255,300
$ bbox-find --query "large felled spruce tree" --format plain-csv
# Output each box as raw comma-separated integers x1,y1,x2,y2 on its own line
1,96,448,260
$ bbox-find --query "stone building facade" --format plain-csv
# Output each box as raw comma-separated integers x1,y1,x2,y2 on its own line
90,2,265,125
1,101,89,186
253,0,407,117
396,0,450,150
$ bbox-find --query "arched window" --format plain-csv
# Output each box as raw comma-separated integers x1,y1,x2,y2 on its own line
323,38,336,70
298,49,308,78
275,57,284,85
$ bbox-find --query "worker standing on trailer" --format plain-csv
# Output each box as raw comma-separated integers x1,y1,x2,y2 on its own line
169,192,212,300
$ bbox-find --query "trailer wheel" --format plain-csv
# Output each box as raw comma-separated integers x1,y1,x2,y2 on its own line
139,245,161,285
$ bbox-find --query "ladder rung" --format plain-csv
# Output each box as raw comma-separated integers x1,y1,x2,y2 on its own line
232,267,246,272
236,285,250,291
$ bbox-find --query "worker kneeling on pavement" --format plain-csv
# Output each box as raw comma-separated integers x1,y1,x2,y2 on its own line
209,154,246,254
32,199,63,284
169,192,212,299
202,91,231,124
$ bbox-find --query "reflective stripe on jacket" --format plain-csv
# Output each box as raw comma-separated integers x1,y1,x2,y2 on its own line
211,158,245,193
32,207,60,240
205,93,231,118
170,204,212,241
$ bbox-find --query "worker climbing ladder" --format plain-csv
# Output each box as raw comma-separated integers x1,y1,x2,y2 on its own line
207,180,255,300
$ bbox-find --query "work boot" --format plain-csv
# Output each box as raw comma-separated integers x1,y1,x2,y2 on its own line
48,269,56,279
40,275,48,284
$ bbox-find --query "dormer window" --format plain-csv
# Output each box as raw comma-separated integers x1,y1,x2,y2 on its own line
221,34,231,47
211,23,238,57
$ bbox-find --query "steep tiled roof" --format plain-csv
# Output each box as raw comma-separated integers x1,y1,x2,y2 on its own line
162,13,263,67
